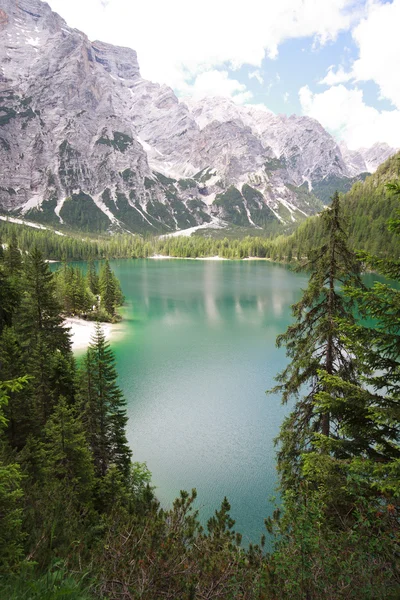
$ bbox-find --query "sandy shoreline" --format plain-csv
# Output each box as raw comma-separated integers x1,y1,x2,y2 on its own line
64,317,125,352
150,254,227,261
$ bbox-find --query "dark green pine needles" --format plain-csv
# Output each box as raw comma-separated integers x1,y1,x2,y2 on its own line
270,192,364,489
78,322,132,479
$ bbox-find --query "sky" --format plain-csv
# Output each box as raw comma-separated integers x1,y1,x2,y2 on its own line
46,0,400,150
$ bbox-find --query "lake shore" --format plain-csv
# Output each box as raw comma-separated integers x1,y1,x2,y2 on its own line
150,254,228,260
64,317,125,352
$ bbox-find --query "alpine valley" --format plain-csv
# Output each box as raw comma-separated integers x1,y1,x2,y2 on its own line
0,0,397,234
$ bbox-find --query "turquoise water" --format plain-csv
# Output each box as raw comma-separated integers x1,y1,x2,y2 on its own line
106,258,309,544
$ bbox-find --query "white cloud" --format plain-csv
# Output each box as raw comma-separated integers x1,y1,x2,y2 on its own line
299,84,400,149
283,92,290,103
182,71,253,104
351,0,400,109
47,0,360,94
319,65,352,86
249,70,264,85
320,1,400,105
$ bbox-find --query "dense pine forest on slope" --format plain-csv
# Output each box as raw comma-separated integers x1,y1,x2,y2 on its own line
286,153,400,258
0,176,400,598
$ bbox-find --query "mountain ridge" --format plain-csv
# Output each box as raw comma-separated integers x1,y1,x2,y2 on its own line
0,0,397,234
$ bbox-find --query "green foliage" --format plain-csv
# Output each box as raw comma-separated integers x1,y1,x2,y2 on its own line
0,378,29,573
153,171,176,186
270,193,363,488
54,262,94,316
25,196,59,226
17,248,71,354
178,177,197,190
168,197,198,229
193,167,217,183
263,156,286,174
77,323,132,480
0,563,94,600
4,230,23,275
2,201,400,597
241,184,280,226
52,259,122,322
214,186,250,226
186,198,212,223
311,172,369,205
92,489,268,600
108,192,162,234
268,484,400,599
0,106,17,126
99,259,124,319
144,177,156,189
289,152,400,257
42,398,95,505
269,177,400,599
60,193,110,232
95,131,133,153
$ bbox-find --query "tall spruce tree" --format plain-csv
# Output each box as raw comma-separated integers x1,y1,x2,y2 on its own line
271,192,363,488
0,267,19,336
18,248,71,353
0,378,28,574
99,260,117,317
78,323,131,479
86,258,100,296
314,181,400,466
41,398,95,506
4,231,22,276
16,248,74,429
99,260,123,319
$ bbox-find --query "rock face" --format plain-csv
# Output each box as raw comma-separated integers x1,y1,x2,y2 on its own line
0,0,397,234
339,142,396,176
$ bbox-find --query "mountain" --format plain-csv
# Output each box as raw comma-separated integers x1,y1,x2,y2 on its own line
0,0,397,234
339,142,396,176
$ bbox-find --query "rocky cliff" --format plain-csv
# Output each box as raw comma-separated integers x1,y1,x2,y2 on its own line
0,0,396,234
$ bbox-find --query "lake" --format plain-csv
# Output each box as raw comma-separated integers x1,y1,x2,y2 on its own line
104,258,310,544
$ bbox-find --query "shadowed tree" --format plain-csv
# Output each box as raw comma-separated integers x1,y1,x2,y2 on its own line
270,192,363,488
78,323,131,479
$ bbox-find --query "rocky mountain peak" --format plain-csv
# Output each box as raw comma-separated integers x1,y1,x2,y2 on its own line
90,41,140,81
0,0,397,235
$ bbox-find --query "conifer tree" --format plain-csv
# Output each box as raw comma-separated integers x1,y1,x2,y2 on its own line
78,323,131,479
99,260,117,317
42,398,95,505
315,181,400,466
15,248,74,428
0,378,28,574
17,247,71,354
271,192,363,488
0,268,19,335
4,231,22,276
86,258,100,296
99,260,123,319
0,328,32,449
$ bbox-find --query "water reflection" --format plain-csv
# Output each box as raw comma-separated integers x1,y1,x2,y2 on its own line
124,260,304,328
